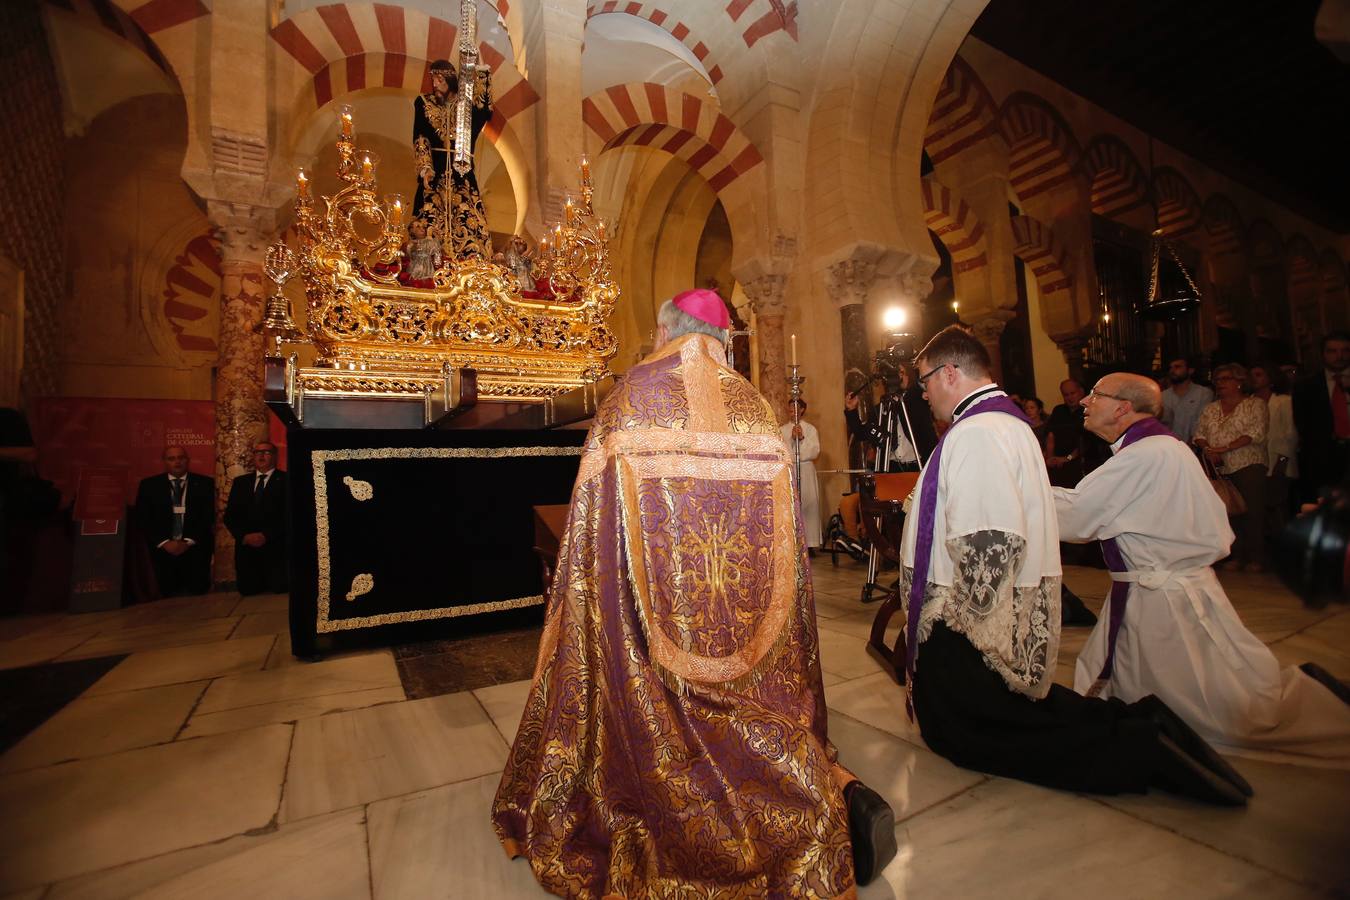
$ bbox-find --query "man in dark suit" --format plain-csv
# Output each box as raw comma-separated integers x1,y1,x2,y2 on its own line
223,441,289,595
134,445,215,597
1292,331,1350,505
844,364,938,472
1045,378,1110,488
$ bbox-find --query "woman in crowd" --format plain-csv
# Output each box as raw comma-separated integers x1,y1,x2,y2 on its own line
1193,363,1269,571
1023,396,1052,455
1249,362,1298,535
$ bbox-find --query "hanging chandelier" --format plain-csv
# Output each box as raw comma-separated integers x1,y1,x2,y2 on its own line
1142,227,1202,322
1140,137,1202,322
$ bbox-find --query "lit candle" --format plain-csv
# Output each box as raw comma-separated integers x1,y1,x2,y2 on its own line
361,154,373,180
596,218,606,240
580,155,591,185
554,223,563,241
339,104,354,139
791,333,797,366
564,197,575,224
296,167,309,201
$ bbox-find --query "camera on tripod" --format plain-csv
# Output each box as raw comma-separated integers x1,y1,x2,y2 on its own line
870,305,919,395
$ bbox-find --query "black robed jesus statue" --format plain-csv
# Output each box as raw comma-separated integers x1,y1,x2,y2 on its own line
412,59,492,261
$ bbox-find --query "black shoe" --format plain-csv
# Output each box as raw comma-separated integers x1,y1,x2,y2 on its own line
1059,585,1098,627
1136,694,1253,797
845,781,897,886
1300,662,1350,706
1152,734,1248,807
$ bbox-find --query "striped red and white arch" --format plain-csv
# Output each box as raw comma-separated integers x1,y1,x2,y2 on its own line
582,82,763,194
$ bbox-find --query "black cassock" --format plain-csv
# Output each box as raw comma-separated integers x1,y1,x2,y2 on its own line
412,72,493,261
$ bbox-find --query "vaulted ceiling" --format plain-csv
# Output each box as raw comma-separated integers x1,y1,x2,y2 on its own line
971,0,1350,232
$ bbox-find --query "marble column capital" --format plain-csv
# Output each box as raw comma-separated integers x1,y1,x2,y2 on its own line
207,200,279,267
970,310,1015,345
824,258,877,309
742,273,789,318
895,270,935,305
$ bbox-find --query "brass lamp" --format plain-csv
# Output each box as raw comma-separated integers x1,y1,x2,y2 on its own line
257,239,307,353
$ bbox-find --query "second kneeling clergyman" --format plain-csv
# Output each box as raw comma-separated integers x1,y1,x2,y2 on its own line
493,289,895,897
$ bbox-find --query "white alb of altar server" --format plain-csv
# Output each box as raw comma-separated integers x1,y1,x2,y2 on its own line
781,402,821,548
1054,373,1350,768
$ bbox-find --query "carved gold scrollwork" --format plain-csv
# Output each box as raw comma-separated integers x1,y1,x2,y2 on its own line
345,573,374,601
342,475,373,501
294,121,619,399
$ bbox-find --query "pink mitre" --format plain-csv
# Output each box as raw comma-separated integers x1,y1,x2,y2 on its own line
671,288,730,329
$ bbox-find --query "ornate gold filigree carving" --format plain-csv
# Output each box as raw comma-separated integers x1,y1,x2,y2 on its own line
289,111,618,401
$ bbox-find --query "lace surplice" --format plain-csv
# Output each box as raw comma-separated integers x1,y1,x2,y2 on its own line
901,529,1060,698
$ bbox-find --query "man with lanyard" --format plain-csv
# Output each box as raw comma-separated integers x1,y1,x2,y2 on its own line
1054,372,1350,766
898,327,1250,805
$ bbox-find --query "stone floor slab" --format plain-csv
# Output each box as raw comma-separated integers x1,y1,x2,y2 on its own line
195,651,400,715
45,808,369,900
281,691,508,822
1100,757,1350,893
230,594,289,616
0,633,93,671
860,777,1308,899
181,686,406,739
0,724,292,891
229,611,291,639
367,775,546,899
58,617,241,660
0,681,205,773
817,625,889,681
826,671,925,746
472,679,533,746
829,713,986,823
82,636,275,696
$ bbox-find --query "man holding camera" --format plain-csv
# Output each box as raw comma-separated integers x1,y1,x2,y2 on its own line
844,349,938,472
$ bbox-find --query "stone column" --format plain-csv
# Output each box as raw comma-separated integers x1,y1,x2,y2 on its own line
970,311,1014,383
522,0,585,229
1054,334,1091,385
208,201,275,585
742,274,789,422
826,258,877,395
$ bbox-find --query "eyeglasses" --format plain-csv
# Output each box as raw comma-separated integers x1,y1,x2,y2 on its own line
1086,388,1128,402
917,363,956,388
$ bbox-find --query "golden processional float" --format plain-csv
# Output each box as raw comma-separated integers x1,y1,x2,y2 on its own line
260,109,619,430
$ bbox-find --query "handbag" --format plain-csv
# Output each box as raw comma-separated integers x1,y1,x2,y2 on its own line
1201,454,1246,516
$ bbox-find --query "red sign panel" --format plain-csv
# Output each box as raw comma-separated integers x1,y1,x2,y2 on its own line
31,398,217,506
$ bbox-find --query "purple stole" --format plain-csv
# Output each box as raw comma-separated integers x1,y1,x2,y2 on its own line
906,391,1029,705
1085,416,1179,697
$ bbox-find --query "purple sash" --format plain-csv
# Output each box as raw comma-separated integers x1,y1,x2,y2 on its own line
906,392,1029,703
1086,416,1179,697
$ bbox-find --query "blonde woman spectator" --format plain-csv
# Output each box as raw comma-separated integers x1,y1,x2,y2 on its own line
1193,363,1269,571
